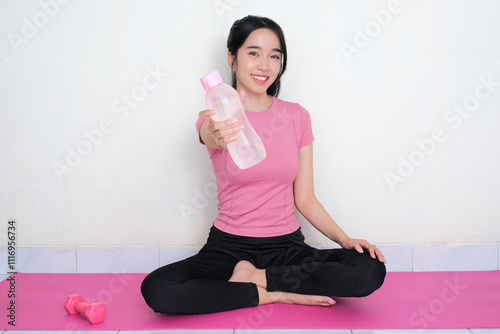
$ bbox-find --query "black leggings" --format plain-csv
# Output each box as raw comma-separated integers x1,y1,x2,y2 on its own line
141,225,386,314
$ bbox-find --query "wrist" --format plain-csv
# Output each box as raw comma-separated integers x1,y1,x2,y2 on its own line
336,235,350,248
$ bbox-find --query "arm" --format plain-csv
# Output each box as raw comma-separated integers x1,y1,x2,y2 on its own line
293,143,386,263
293,143,349,245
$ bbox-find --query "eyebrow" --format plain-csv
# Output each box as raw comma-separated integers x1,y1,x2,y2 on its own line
246,45,282,53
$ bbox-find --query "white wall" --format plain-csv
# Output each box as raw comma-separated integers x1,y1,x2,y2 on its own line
1,0,499,249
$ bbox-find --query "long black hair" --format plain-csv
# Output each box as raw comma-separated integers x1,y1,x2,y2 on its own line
227,15,287,97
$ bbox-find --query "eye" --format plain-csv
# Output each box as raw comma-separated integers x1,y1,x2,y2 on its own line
249,51,258,56
271,55,281,60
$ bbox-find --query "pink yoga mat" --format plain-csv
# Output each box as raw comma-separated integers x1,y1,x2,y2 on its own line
1,271,499,330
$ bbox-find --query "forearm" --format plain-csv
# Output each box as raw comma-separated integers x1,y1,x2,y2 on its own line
295,196,350,246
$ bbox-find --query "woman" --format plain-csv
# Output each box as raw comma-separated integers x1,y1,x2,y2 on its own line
141,15,386,314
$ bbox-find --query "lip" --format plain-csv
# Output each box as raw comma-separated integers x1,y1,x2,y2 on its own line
251,74,269,85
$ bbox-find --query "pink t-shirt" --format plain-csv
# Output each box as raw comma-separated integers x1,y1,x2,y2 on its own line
196,97,314,237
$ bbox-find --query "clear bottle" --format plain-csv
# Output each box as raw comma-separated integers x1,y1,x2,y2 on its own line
200,70,266,169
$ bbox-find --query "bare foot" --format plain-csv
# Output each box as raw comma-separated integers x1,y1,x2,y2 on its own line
257,286,335,307
274,290,336,306
229,260,267,288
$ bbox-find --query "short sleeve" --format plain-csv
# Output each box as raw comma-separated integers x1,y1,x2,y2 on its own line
299,105,314,148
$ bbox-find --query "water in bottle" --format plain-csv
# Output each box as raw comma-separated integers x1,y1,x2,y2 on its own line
200,70,266,169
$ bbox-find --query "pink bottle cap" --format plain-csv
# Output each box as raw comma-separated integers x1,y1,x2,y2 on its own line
200,70,223,90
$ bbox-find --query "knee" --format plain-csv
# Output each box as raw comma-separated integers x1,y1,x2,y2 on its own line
140,272,165,312
141,271,183,313
355,256,386,297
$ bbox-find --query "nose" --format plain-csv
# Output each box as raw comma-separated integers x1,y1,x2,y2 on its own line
258,58,269,72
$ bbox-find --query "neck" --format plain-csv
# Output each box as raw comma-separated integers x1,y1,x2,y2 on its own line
240,90,273,112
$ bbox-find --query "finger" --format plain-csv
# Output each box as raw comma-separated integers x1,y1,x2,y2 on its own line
354,243,364,254
218,142,228,150
239,90,245,102
198,109,215,120
218,123,243,137
215,129,241,150
358,239,377,260
357,240,375,258
368,245,377,259
222,133,240,145
317,297,336,306
212,118,239,131
375,248,387,263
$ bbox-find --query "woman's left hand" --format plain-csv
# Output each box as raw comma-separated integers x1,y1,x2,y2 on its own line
341,238,387,263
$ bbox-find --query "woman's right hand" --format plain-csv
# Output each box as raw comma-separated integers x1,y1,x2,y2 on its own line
198,109,242,150
198,90,245,150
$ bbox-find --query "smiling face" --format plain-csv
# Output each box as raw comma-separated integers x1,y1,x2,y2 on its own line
228,28,283,97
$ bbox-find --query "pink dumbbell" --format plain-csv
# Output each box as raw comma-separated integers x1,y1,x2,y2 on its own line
64,294,107,324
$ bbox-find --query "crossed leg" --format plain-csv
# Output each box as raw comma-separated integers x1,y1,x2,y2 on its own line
229,260,335,306
229,247,386,307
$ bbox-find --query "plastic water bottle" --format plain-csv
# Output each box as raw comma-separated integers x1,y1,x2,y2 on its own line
200,70,266,169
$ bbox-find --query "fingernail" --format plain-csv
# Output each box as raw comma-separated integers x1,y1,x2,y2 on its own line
232,119,238,124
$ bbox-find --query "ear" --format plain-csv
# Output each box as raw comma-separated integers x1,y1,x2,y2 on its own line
227,52,235,70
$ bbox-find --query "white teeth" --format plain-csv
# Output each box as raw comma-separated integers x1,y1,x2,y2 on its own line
252,75,268,81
